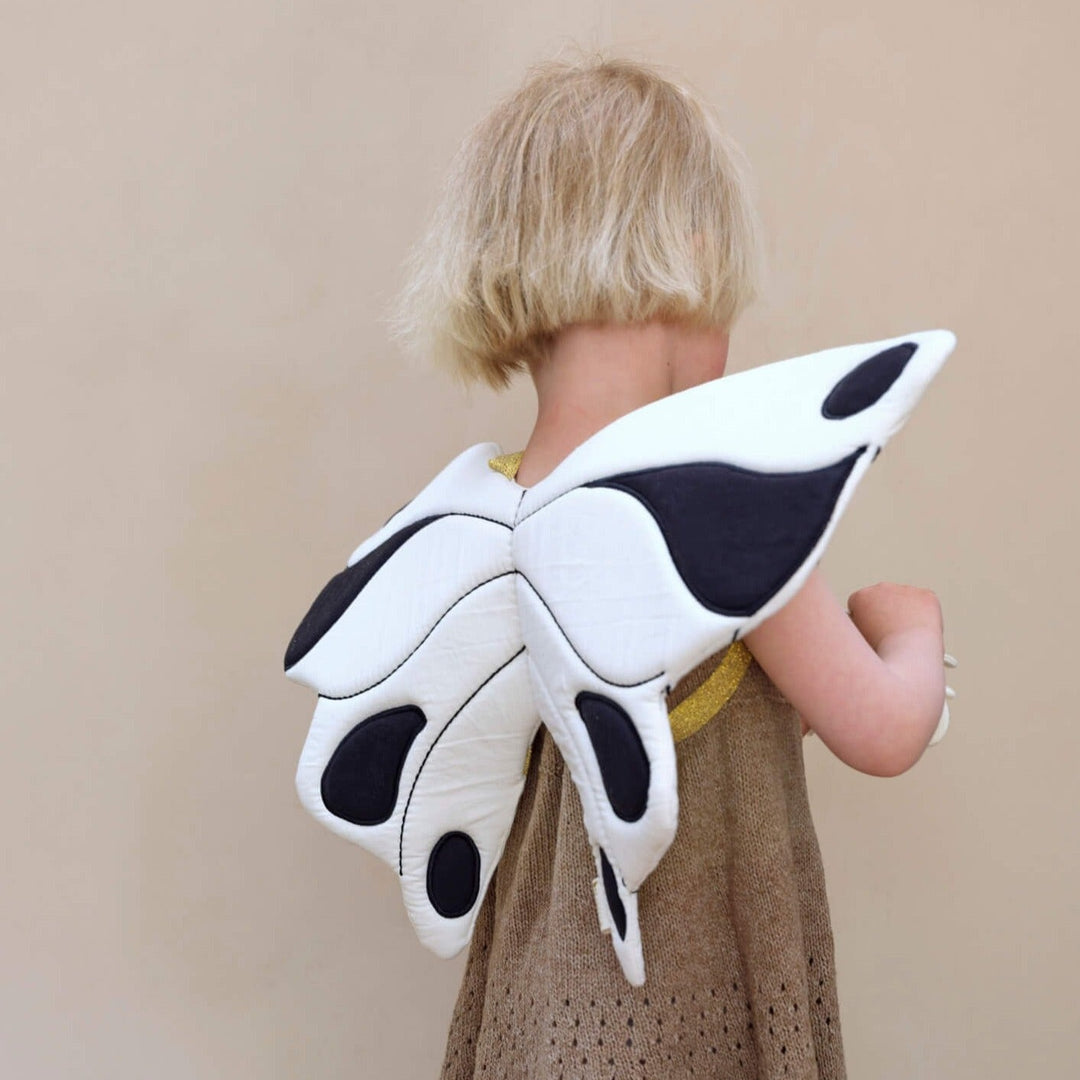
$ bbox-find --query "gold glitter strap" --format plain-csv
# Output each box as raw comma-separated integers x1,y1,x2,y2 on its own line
522,643,752,774
488,450,524,480
667,640,753,742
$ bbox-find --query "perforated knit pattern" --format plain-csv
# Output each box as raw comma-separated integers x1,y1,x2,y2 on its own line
440,645,847,1079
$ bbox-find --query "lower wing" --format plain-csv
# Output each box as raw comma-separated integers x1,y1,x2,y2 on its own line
295,574,540,959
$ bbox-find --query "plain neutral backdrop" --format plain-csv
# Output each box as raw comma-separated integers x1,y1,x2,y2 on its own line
3,3,1077,1077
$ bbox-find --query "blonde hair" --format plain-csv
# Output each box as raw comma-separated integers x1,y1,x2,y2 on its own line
385,50,764,391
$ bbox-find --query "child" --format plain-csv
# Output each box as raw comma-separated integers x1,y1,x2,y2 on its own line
381,52,949,1079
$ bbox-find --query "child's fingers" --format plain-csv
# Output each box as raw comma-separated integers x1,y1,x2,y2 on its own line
929,651,957,747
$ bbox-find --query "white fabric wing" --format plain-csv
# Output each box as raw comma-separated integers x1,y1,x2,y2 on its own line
285,329,956,985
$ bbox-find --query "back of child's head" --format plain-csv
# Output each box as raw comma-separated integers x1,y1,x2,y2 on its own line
387,49,763,391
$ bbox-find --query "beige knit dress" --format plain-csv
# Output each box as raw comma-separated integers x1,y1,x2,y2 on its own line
438,455,847,1080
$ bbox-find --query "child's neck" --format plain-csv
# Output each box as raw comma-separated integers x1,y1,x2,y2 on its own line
514,320,730,488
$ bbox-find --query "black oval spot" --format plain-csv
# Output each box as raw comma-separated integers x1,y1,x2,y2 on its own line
320,705,426,825
575,692,650,822
599,847,627,940
821,342,917,419
427,831,481,918
284,515,443,671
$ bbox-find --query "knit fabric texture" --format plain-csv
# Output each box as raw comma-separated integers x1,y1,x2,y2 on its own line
438,643,847,1080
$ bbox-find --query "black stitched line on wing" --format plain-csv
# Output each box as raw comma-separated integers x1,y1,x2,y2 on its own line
514,571,663,689
380,511,514,533
317,571,519,701
288,513,515,673
513,485,587,527
397,646,528,875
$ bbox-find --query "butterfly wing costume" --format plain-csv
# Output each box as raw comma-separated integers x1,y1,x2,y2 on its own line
284,329,956,985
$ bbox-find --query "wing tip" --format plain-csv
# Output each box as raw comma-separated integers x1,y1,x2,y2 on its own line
905,327,958,355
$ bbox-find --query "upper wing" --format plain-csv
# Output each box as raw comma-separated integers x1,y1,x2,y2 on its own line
518,330,955,519
515,330,956,681
284,442,518,697
510,329,956,982
285,443,540,959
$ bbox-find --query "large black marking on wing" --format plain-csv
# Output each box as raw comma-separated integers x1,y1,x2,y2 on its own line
585,446,866,617
320,705,427,826
575,692,650,822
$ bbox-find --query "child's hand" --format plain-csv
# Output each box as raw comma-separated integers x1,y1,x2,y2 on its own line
847,581,956,748
744,569,956,773
846,582,944,653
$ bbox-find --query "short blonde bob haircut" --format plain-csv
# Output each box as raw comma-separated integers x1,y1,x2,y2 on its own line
386,51,764,390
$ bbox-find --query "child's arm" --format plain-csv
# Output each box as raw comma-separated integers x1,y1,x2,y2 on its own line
741,568,947,777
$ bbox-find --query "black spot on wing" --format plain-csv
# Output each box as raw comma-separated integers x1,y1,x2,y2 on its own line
284,515,443,671
588,449,866,617
822,342,917,418
427,831,481,918
599,848,627,940
320,705,427,825
575,692,650,822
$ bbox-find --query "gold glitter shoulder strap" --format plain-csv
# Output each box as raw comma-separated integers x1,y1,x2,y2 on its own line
488,450,524,481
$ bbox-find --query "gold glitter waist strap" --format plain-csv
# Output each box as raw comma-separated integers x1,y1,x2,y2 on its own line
666,640,752,742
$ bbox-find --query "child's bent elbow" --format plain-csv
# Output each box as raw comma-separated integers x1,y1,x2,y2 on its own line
843,703,941,777
855,746,921,778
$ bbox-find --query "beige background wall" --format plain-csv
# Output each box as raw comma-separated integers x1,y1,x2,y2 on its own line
2,2,1077,1077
